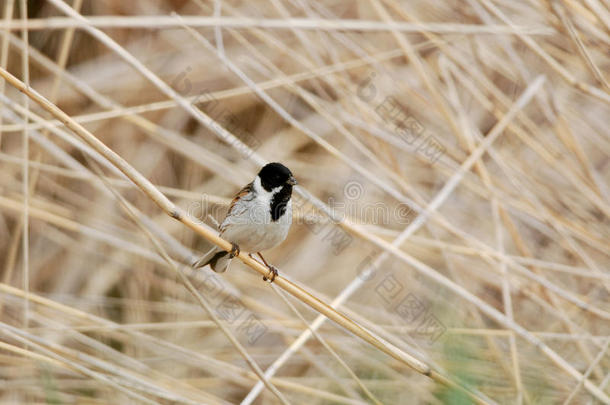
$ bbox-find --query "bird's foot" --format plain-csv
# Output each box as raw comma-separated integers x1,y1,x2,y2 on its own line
229,243,240,259
263,266,278,283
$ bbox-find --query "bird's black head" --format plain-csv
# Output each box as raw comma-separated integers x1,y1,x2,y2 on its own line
258,162,297,192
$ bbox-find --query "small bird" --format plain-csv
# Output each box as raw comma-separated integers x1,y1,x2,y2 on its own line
193,162,297,282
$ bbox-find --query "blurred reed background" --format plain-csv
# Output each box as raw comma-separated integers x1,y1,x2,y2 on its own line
0,0,609,404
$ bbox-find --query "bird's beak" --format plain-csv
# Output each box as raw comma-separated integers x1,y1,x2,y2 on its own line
287,176,298,186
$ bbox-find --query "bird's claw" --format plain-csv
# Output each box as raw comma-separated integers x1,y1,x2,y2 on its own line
229,243,240,259
263,266,278,283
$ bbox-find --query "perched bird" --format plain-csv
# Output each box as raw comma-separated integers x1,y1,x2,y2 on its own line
193,162,297,282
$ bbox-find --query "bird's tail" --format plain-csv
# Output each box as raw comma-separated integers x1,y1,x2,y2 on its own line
192,247,231,273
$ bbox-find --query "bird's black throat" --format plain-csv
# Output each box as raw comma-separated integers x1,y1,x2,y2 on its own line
270,185,292,221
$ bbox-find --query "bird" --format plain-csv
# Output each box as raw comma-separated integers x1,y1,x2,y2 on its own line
193,162,297,282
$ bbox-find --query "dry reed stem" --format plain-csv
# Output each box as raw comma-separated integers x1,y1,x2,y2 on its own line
271,284,384,404
0,15,555,35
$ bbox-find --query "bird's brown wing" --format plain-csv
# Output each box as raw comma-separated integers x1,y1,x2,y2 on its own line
229,182,253,213
219,182,254,233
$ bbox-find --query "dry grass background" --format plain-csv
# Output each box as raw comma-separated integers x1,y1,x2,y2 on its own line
0,0,609,404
